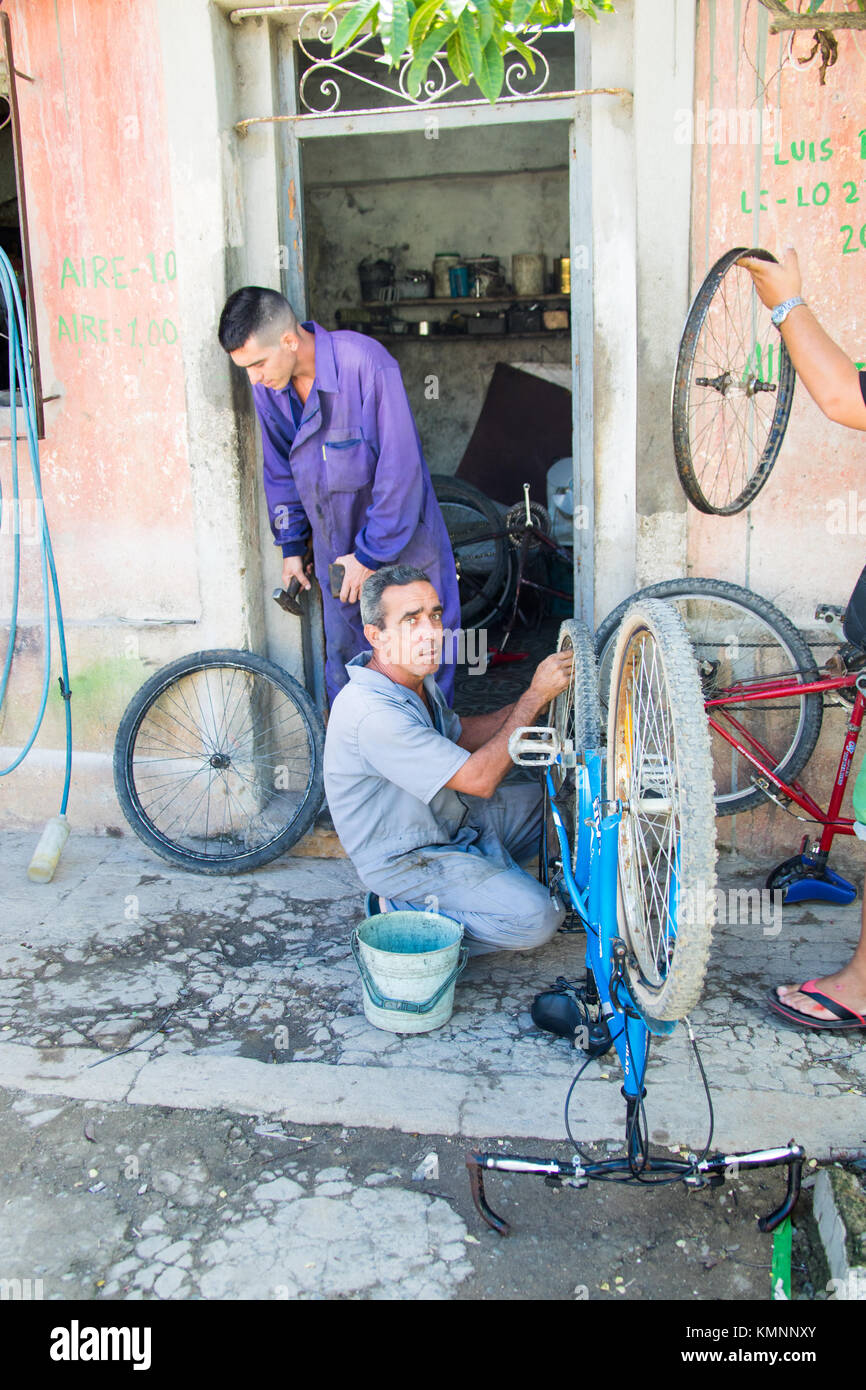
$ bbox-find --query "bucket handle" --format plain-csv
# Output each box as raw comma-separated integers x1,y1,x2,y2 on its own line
350,930,469,1015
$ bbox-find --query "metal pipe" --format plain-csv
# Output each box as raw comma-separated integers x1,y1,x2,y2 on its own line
234,87,632,133
229,5,300,23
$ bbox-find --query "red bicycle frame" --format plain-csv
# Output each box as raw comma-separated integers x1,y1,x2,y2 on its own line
706,669,866,856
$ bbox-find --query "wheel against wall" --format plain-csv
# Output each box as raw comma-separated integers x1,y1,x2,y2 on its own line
596,578,823,816
431,474,511,629
114,650,325,874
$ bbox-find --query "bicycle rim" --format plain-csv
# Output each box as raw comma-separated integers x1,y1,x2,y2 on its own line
596,580,823,815
549,619,601,872
608,600,716,1022
117,654,322,871
673,246,795,516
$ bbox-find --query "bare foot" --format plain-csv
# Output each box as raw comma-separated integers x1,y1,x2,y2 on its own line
775,968,866,1022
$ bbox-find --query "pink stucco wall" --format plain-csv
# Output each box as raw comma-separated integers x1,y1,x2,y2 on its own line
689,2,865,864
1,0,199,789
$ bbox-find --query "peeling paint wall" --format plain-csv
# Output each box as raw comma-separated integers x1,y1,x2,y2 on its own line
0,0,270,830
690,1,866,863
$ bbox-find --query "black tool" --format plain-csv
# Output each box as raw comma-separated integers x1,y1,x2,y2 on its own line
272,542,314,616
328,563,345,598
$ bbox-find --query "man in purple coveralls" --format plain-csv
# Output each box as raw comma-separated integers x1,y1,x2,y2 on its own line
218,286,460,705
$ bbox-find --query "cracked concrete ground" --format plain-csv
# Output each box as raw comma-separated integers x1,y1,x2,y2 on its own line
0,827,863,1299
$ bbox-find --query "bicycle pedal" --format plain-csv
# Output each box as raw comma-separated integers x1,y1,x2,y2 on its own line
815,602,844,624
814,603,845,640
508,726,568,767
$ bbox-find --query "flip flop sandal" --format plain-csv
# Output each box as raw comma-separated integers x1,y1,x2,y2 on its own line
767,979,866,1031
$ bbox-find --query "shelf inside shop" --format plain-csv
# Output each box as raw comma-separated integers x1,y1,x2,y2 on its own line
368,330,571,342
361,292,570,309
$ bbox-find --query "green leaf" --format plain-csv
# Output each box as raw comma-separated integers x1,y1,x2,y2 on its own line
330,0,378,54
458,9,485,81
447,27,473,83
508,34,536,72
510,0,536,29
408,0,441,47
381,0,411,64
406,19,457,95
475,33,504,101
470,0,495,45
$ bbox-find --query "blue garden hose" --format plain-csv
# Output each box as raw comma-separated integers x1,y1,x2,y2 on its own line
0,245,73,876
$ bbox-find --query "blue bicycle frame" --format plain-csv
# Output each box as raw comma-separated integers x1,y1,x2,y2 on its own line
551,748,676,1087
466,744,804,1237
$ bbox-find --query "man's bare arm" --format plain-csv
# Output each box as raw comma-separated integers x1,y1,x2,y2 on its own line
456,705,516,752
738,249,866,431
445,655,571,798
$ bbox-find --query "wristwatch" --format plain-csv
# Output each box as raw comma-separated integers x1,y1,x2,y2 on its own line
770,297,806,328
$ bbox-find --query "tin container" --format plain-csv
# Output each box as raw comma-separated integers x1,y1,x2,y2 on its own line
433,253,460,298
512,252,545,297
554,257,571,294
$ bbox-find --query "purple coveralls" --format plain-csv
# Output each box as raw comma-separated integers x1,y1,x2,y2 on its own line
252,322,460,705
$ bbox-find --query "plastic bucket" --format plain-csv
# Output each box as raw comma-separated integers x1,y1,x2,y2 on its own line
351,912,467,1034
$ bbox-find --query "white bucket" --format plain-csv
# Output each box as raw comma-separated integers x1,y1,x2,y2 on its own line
351,912,467,1034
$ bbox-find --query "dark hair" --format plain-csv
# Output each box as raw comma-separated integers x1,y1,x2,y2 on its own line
360,564,434,629
218,286,299,351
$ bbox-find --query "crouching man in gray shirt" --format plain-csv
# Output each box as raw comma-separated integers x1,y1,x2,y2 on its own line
323,563,573,955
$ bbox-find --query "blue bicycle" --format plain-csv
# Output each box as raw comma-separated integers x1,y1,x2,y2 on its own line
466,603,804,1237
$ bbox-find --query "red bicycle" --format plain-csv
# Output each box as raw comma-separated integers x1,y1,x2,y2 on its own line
595,576,866,905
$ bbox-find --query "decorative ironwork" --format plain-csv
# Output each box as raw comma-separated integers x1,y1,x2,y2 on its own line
296,6,552,114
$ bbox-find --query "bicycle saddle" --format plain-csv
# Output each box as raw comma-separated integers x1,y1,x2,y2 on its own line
531,987,585,1040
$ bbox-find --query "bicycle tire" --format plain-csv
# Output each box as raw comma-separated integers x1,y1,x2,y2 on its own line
431,474,510,628
596,578,823,816
114,649,325,874
607,599,717,1022
549,619,602,873
672,246,796,516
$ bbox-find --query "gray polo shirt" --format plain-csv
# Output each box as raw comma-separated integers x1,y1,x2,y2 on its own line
323,652,475,879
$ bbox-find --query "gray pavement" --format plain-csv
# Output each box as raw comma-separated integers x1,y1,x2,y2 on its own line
1,827,864,1300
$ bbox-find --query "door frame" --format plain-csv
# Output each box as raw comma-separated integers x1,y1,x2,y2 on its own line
270,21,596,705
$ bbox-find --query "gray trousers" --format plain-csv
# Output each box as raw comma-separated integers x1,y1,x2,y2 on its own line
372,777,565,956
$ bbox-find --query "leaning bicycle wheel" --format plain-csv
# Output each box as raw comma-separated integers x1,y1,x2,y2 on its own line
672,247,796,515
608,599,717,1022
548,619,602,877
431,474,510,629
596,578,823,816
114,650,325,874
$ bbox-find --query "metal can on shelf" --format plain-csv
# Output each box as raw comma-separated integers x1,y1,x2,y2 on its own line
512,252,545,297
433,253,460,298
554,257,571,294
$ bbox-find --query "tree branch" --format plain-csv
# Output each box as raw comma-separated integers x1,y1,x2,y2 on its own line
756,1,866,29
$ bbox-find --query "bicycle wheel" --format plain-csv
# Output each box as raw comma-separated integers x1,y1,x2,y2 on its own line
672,247,796,515
548,619,602,873
596,578,823,816
431,474,510,628
607,599,717,1022
114,650,325,874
